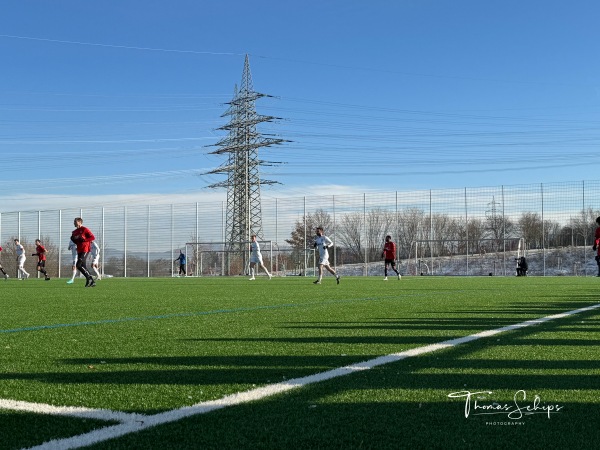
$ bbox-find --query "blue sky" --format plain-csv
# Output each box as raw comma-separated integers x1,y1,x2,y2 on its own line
1,1,600,212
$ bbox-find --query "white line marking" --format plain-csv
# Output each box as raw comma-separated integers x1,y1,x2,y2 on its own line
0,399,145,423
14,302,600,450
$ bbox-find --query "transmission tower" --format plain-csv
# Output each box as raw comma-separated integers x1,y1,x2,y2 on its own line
207,55,287,269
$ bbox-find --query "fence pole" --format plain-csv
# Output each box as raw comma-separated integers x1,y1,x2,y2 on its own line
37,211,41,279
124,206,127,278
333,195,336,271
221,201,225,276
583,180,587,276
58,210,62,278
303,196,307,277
429,190,433,275
363,193,367,276
395,191,399,260
464,188,468,275
196,202,199,277
502,186,506,276
541,183,545,276
101,208,105,279
275,198,279,274
170,204,174,277
147,205,151,277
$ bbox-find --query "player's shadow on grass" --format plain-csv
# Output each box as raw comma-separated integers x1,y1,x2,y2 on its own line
1,355,379,387
157,400,599,450
458,299,600,316
277,317,538,331
2,303,597,394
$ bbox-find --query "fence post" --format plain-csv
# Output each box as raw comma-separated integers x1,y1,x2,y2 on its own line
363,193,367,276
464,188,468,275
541,183,545,276
147,205,151,278
583,180,587,276
37,211,41,279
303,196,307,277
196,202,199,277
275,198,279,274
170,204,174,277
101,208,105,279
58,210,62,278
124,206,127,278
395,191,399,264
221,201,225,276
429,190,433,275
502,186,506,276
332,195,336,271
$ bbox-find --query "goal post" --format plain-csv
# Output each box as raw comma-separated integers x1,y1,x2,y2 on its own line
184,241,275,277
410,237,525,276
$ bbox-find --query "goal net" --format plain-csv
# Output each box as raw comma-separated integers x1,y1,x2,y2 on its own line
184,241,274,277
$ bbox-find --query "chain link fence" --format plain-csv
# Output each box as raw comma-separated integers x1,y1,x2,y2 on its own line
1,180,599,278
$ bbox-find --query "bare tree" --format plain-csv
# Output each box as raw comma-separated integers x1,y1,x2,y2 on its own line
518,212,543,249
286,209,333,250
337,212,363,262
569,207,600,247
467,218,486,254
544,220,561,249
485,196,504,252
397,208,427,260
455,218,485,254
431,213,460,257
366,208,396,262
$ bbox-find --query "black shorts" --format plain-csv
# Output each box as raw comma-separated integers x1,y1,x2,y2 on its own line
37,260,46,269
384,259,396,267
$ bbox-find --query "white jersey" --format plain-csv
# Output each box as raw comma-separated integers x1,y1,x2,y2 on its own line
68,240,78,265
15,244,27,267
250,241,263,263
315,235,333,265
90,241,100,263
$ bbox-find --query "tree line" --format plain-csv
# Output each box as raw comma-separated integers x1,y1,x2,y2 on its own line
284,203,600,265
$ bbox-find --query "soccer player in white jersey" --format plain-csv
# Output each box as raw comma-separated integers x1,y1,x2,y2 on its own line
313,227,340,285
14,239,30,280
66,240,78,284
248,235,272,280
90,240,101,280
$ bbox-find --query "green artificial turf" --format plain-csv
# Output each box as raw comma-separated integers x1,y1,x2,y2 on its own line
1,276,599,449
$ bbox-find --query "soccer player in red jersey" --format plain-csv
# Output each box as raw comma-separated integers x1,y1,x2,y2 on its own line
71,217,96,287
593,217,600,277
33,239,51,280
0,246,8,279
381,235,401,281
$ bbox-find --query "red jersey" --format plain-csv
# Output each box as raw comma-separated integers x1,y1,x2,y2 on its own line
382,241,396,260
71,226,95,253
595,227,600,256
35,245,47,262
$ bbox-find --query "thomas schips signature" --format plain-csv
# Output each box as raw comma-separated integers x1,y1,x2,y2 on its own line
447,390,564,419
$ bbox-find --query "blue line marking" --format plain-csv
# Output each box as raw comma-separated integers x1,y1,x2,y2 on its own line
0,294,413,334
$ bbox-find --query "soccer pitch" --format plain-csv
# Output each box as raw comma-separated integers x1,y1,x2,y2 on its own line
1,276,599,449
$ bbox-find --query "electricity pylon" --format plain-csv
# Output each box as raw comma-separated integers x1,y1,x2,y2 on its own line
207,55,288,272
